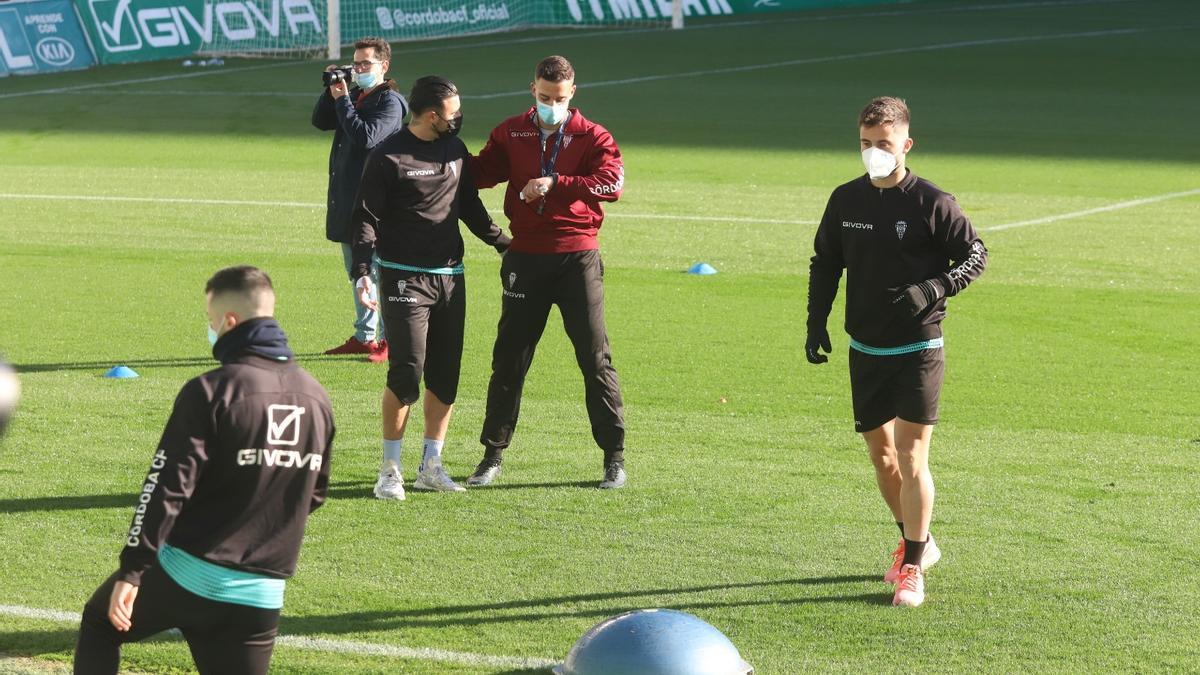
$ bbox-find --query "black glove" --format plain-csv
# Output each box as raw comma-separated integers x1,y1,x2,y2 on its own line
889,279,943,318
805,326,832,364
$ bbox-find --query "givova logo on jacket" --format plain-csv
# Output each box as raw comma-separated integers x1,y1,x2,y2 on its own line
87,0,321,53
236,404,322,471
266,404,305,446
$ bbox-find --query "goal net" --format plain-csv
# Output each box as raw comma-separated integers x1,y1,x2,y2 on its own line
195,0,685,60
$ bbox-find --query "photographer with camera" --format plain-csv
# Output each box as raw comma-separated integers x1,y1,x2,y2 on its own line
312,37,407,363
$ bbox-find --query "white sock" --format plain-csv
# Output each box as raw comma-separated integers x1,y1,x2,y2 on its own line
382,439,402,472
421,438,444,471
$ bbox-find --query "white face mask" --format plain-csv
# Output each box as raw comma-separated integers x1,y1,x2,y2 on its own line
862,146,899,180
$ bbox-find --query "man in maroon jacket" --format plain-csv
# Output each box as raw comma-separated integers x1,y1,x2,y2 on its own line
468,55,627,489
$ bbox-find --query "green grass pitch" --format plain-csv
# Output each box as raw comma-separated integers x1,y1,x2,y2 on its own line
1,0,1199,672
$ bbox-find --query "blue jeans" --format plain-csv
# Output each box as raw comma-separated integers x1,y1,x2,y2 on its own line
340,243,382,343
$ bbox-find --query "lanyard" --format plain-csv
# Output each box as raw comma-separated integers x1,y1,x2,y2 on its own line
533,111,569,178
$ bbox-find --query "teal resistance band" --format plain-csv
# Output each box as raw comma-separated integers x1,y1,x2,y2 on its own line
849,337,944,356
376,258,464,275
158,544,285,609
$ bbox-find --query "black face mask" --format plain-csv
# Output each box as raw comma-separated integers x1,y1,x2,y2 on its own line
436,112,463,138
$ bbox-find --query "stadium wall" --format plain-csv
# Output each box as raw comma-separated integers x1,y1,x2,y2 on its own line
2,0,908,70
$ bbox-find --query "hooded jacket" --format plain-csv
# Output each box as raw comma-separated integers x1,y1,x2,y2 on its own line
312,80,408,243
117,318,335,586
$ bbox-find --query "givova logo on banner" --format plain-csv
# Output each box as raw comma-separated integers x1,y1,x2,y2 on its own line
0,0,95,76
84,0,323,62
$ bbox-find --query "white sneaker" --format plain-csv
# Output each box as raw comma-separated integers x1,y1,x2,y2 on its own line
413,462,466,492
374,468,406,500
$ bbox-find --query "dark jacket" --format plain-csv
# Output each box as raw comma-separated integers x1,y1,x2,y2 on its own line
808,170,988,347
117,318,335,585
312,79,407,243
351,127,510,279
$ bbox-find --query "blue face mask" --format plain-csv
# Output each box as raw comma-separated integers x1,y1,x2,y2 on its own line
536,101,568,126
207,316,225,346
353,70,380,90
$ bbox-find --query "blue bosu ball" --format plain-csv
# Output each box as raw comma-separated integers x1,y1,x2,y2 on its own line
554,609,753,675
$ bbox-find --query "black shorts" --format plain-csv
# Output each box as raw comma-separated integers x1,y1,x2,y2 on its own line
75,565,280,675
848,346,944,433
379,268,465,405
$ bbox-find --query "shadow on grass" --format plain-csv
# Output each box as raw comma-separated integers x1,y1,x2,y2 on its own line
14,357,216,374
279,575,886,635
0,476,602,512
461,480,597,491
13,352,350,373
0,627,77,656
326,479,598,500
0,493,134,513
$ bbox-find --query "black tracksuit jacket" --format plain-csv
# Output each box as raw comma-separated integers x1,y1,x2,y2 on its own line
118,325,335,586
350,127,510,279
808,170,988,347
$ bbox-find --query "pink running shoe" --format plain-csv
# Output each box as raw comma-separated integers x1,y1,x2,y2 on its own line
893,564,925,607
884,536,941,584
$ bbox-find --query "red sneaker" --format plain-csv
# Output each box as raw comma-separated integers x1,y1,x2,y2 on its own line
324,336,374,355
367,340,389,363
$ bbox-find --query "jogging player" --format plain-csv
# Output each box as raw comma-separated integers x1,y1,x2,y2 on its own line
352,76,510,500
467,55,628,490
74,266,335,674
806,97,987,607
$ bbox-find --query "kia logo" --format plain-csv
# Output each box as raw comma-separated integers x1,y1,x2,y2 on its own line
36,37,75,66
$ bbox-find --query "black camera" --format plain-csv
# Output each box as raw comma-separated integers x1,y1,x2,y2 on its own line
322,66,353,87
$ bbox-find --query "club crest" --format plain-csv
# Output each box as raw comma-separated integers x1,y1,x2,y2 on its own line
895,220,908,240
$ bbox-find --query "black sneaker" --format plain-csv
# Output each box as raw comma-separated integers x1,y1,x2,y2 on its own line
467,457,502,487
598,461,626,489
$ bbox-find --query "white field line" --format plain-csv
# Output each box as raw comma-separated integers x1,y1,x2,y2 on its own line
0,605,77,622
982,188,1200,232
0,0,1139,101
0,60,304,100
0,604,559,670
3,189,1196,230
470,25,1181,98
0,193,322,209
0,192,816,225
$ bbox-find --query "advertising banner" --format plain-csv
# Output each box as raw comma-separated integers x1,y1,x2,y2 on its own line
0,0,96,77
77,0,326,64
59,0,907,66
544,0,907,26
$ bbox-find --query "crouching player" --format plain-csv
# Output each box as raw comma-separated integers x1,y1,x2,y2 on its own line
74,266,335,674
